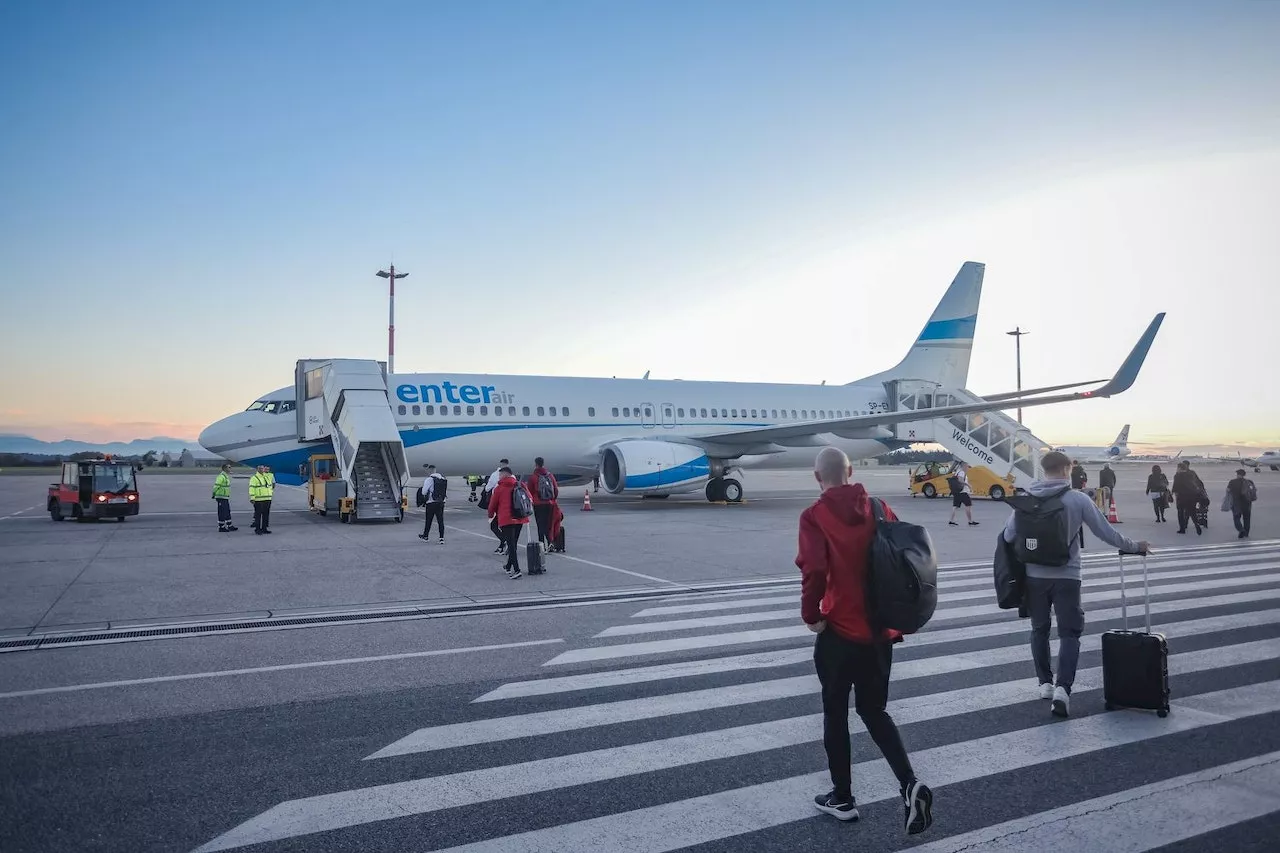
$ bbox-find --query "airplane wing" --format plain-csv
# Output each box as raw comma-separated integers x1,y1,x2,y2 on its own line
687,313,1165,449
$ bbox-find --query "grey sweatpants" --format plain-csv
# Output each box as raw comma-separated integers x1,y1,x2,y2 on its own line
1027,576,1085,692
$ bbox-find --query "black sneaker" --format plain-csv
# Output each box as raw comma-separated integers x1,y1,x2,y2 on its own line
903,781,933,835
813,790,859,822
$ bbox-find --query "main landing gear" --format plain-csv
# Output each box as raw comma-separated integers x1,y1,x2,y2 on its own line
706,477,744,503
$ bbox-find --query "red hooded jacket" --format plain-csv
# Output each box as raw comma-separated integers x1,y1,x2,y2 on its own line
525,467,559,507
796,483,903,644
487,475,533,528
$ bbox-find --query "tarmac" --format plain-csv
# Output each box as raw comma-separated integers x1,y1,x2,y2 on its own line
2,463,1273,638
2,463,1279,852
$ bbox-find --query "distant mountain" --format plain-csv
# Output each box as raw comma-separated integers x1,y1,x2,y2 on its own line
0,434,220,459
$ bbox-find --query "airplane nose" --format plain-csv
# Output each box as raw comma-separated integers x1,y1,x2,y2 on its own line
199,418,233,454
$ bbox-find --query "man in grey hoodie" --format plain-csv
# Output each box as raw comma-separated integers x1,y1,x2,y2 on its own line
1002,451,1150,719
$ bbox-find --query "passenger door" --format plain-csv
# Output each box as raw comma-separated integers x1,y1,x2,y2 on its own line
660,403,676,429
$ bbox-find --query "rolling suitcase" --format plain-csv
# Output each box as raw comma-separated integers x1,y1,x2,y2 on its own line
1101,551,1170,717
524,523,545,574
553,526,565,553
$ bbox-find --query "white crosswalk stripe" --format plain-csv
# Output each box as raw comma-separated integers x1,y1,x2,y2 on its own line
192,540,1280,853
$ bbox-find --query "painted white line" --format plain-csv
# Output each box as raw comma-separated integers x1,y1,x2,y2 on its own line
0,639,565,700
936,548,1280,581
194,673,1280,852
546,585,1280,665
483,605,1280,703
474,647,814,703
602,571,1280,638
443,523,682,585
369,630,1280,760
633,594,800,618
904,751,1280,853
0,503,40,520
425,680,1280,853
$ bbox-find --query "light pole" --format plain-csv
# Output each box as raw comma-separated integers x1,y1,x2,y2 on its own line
1006,326,1028,424
376,265,409,375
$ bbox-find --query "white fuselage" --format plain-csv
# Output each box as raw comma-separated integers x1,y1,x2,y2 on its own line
198,372,910,487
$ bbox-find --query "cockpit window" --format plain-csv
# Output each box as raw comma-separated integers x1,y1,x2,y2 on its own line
244,400,296,414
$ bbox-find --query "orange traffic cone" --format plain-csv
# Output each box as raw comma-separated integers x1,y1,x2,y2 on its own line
582,489,593,511
1108,496,1122,523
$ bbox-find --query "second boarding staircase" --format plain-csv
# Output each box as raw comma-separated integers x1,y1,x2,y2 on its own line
295,358,409,522
885,380,1050,489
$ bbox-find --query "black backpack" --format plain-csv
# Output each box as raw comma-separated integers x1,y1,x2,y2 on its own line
946,475,963,495
865,498,939,635
432,475,447,500
1004,485,1073,567
511,483,534,519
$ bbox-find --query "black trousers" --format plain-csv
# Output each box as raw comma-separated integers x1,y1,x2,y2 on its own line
422,503,444,538
1176,499,1200,531
814,628,915,798
216,498,231,523
1234,504,1252,535
533,504,553,544
490,517,505,548
253,500,271,531
501,524,523,570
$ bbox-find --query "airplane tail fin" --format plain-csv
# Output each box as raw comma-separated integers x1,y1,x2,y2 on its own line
1114,424,1131,447
860,261,984,389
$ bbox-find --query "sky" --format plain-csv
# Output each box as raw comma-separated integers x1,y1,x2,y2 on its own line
1,0,1278,450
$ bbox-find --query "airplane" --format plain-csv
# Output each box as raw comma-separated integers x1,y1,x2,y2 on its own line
1244,451,1280,471
198,262,1167,502
1054,425,1133,464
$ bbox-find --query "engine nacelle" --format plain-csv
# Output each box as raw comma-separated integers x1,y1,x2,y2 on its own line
600,440,721,495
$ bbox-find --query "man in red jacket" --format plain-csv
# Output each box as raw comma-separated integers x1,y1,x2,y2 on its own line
487,467,531,579
525,456,559,553
797,446,933,836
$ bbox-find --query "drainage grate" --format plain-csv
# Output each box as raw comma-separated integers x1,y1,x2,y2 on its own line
0,637,42,651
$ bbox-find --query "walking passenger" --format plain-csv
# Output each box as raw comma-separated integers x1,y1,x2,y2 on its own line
526,456,559,552
419,464,447,544
1226,468,1257,539
1145,464,1169,522
484,458,510,553
946,462,978,527
797,446,934,835
1172,460,1207,535
487,466,530,579
212,463,237,532
1002,451,1149,718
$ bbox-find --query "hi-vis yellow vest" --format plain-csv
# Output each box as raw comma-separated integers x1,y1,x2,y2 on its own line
249,472,274,502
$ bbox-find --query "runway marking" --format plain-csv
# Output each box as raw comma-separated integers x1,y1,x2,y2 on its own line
478,604,1280,702
443,524,680,586
0,639,564,700
421,680,1280,853
546,585,1280,665
366,634,1280,759
191,676,1280,852
903,751,1280,853
0,504,41,520
602,570,1280,638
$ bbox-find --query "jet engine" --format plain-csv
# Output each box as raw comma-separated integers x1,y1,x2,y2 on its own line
599,440,722,495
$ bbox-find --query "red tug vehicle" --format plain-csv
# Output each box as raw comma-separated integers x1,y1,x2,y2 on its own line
47,456,140,521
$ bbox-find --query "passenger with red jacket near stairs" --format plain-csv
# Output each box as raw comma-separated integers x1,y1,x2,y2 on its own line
487,467,531,579
525,456,559,553
796,446,933,836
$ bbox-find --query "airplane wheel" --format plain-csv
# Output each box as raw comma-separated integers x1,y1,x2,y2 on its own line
116,517,124,522
706,479,724,502
922,484,937,499
722,479,744,503
989,485,1006,501
1157,709,1169,718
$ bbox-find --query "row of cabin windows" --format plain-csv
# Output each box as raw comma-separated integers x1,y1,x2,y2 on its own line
397,404,577,418
396,404,859,420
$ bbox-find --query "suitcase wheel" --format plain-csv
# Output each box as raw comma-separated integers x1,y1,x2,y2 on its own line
1157,708,1168,718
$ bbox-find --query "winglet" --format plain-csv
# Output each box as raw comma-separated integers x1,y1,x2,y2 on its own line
1085,313,1166,398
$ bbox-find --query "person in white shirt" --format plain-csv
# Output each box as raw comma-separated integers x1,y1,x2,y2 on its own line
485,459,510,553
947,462,979,527
418,465,447,543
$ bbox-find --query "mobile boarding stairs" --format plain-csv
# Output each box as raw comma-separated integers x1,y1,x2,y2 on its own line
293,359,410,523
884,380,1049,492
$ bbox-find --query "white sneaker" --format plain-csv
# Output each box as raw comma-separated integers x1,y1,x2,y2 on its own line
1039,682,1055,700
1052,685,1071,718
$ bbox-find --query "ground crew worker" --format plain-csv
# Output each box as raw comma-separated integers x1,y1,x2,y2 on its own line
213,463,237,532
249,464,274,534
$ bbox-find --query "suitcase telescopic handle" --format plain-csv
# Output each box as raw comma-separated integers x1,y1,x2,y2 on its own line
1117,549,1152,633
